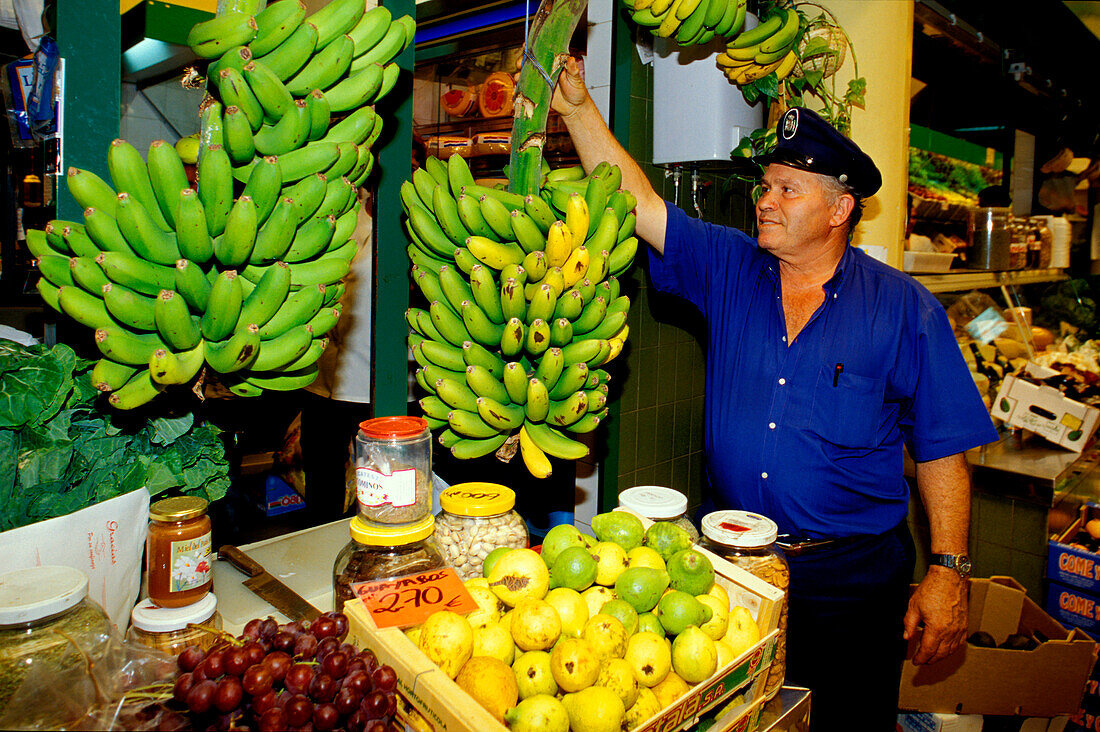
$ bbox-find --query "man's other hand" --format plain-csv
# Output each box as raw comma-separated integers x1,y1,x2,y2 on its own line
903,567,968,665
551,55,588,119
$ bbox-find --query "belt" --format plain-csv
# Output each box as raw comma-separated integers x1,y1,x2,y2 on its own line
775,533,876,557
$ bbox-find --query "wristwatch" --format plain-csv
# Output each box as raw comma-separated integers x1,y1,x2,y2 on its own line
930,553,972,579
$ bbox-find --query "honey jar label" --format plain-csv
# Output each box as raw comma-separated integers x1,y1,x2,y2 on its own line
356,466,417,508
170,531,212,592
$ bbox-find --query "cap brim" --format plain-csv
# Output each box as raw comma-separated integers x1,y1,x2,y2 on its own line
752,147,816,174
726,156,764,177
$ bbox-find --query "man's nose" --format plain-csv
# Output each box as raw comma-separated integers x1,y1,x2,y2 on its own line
757,189,776,211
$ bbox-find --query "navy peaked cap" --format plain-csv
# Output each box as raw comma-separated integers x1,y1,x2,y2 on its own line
753,107,882,197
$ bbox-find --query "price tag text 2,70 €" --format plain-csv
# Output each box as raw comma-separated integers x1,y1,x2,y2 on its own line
351,567,479,629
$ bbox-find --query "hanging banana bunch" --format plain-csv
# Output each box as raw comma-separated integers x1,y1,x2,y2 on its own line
402,154,637,479
30,0,416,409
620,0,752,46
716,5,801,85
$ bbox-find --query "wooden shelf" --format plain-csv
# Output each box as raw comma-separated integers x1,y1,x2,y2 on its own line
913,268,1068,293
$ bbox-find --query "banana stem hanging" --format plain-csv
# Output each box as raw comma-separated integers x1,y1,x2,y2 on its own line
508,0,589,198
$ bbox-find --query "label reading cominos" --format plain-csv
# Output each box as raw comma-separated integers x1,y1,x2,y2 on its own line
356,466,417,508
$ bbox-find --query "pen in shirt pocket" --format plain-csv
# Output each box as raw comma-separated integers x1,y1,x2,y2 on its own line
833,363,844,386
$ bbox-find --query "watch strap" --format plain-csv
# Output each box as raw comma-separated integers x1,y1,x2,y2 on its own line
930,553,971,577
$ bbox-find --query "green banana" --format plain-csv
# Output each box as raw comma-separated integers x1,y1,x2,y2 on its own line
421,360,466,387
572,295,608,336
331,202,359,247
259,283,324,338
322,281,345,307
525,378,550,422
253,98,310,156
324,62,384,113
251,324,313,370
460,340,505,381
279,141,340,182
284,214,336,262
430,299,470,347
479,195,516,241
503,362,528,404
108,138,170,231
58,285,114,329
241,156,282,225
609,236,639,277
728,9,783,48
561,338,605,368
82,207,133,256
526,283,557,325
242,365,319,391
323,106,377,147
69,256,110,296
417,395,451,422
524,194,557,234
200,99,224,148
66,167,117,217
196,144,233,236
215,195,258,267
475,396,523,431
758,7,799,54
288,256,349,287
523,419,589,460
454,193,496,241
432,186,472,248
27,229,65,259
522,250,548,282
36,278,61,312
287,34,354,96
202,269,245,341
59,225,98,258
249,0,306,57
408,204,458,260
286,172,328,221
585,388,608,412
553,289,584,321
499,277,526,324
461,299,505,348
115,192,181,266
351,20,404,69
107,370,164,410
211,45,255,81
306,88,331,141
278,336,327,371
420,339,465,372
97,252,176,296
174,189,214,264
463,184,525,211
548,390,589,428
450,433,509,460
247,198,295,264
324,142,359,182
154,289,202,350
412,167,439,212
534,346,565,391
550,317,574,348
205,323,261,373
149,341,206,385
435,264,471,315
369,63,401,104
217,67,264,131
222,105,257,164
187,12,257,58
566,412,603,434
102,283,156,331
174,259,211,313
256,21,317,81
448,409,501,439
92,358,139,392
240,260,292,327
307,0,364,49
37,254,74,288
468,264,504,324
313,176,354,220
525,318,551,357
465,363,509,403
348,5,391,56
94,325,167,365
435,376,479,413
509,209,546,254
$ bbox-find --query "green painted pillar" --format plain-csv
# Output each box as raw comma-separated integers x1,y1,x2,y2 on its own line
56,0,120,222
373,0,415,415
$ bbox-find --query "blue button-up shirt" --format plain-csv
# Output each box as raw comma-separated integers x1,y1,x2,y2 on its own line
649,202,998,538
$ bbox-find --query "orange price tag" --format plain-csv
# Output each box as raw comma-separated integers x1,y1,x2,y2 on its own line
351,567,479,629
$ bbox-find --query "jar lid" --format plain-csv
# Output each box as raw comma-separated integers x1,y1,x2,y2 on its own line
440,483,515,516
619,486,687,519
359,416,429,440
701,510,778,548
350,515,435,546
150,495,209,522
131,593,218,633
0,565,88,626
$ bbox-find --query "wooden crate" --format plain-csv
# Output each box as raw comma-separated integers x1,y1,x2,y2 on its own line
346,510,785,732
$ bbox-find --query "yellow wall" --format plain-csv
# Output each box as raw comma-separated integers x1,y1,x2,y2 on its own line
817,0,913,269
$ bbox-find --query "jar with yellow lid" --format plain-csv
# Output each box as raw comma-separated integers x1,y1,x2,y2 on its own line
435,483,528,580
147,496,212,608
333,515,445,612
700,510,789,701
126,594,222,655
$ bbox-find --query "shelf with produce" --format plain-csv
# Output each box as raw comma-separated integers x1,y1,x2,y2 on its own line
915,268,1067,293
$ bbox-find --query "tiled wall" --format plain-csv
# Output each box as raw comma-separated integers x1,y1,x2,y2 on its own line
609,38,756,515
120,77,204,151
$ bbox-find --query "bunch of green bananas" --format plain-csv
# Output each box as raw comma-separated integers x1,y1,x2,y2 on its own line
29,0,415,410
620,0,749,46
402,154,637,479
716,6,801,85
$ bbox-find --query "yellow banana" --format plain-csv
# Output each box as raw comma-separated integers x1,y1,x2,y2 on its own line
545,220,573,268
519,424,553,479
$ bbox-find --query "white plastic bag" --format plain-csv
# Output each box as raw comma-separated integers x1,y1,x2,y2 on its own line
0,488,148,629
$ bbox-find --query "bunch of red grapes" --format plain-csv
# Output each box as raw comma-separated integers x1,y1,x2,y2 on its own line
171,611,398,732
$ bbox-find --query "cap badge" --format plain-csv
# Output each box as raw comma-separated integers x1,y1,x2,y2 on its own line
781,109,799,139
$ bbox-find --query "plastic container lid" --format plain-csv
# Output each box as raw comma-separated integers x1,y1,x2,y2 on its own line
350,514,435,546
358,416,429,440
0,565,89,626
701,510,778,548
440,483,515,517
131,593,218,633
619,486,688,520
150,495,209,522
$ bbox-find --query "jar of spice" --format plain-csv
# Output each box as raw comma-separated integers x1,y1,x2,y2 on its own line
354,416,433,525
700,510,789,701
126,594,222,655
435,483,528,580
147,496,213,608
618,486,699,541
333,515,445,613
0,566,112,710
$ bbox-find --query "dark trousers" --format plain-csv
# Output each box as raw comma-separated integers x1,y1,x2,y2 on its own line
784,522,915,732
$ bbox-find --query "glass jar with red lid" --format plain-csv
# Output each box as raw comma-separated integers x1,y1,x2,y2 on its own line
354,416,433,525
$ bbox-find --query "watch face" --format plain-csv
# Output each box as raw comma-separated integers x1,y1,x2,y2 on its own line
958,556,972,574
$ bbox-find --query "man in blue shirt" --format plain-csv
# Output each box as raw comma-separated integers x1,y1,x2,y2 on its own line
552,58,998,730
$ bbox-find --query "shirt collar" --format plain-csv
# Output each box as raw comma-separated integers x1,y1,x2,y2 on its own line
761,243,854,297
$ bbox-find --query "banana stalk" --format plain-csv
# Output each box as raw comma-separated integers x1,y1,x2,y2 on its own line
507,0,588,197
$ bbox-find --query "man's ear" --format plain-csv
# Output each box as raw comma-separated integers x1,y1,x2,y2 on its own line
830,193,855,229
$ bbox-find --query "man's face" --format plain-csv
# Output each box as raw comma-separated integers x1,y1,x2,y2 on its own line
755,164,845,256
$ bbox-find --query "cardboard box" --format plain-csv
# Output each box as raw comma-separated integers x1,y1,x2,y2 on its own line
899,577,1097,717
1048,507,1100,594
896,711,983,732
1046,581,1100,641
992,364,1100,452
253,474,305,516
347,510,785,732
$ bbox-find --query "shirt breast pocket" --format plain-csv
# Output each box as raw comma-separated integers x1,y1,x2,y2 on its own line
801,365,885,449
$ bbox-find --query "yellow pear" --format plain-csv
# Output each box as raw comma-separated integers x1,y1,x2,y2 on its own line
627,546,666,571
545,587,590,637
671,625,717,683
714,638,735,669
592,541,630,586
418,611,473,679
466,585,505,629
706,581,729,608
465,577,491,590
595,657,639,709
488,548,550,606
582,614,628,660
723,606,760,658
404,624,422,645
455,656,518,722
513,650,559,698
562,686,626,732
624,631,671,688
504,694,570,732
651,670,691,707
696,594,729,641
581,585,616,619
473,622,515,665
550,637,601,692
624,687,662,730
511,599,563,651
